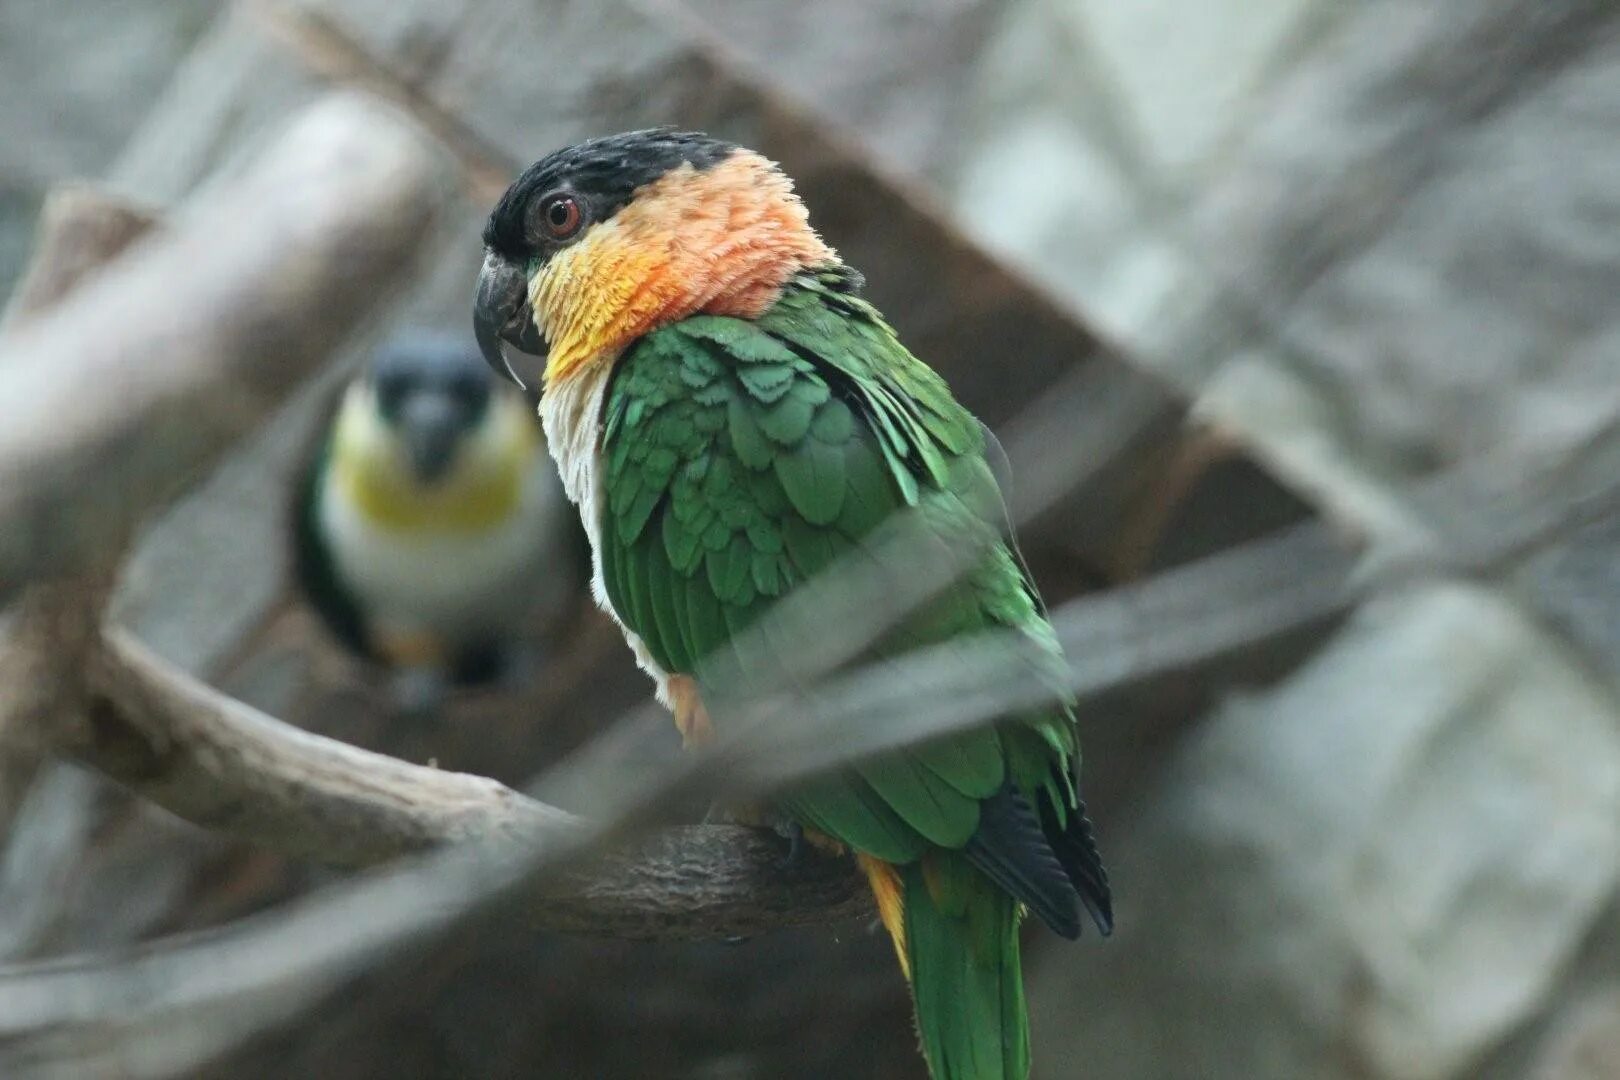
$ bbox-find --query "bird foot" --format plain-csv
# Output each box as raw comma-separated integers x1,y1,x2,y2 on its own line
776,818,806,868
701,802,805,867
386,666,450,719
491,641,543,692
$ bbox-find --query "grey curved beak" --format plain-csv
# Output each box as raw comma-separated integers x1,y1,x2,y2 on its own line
473,251,546,390
399,393,462,484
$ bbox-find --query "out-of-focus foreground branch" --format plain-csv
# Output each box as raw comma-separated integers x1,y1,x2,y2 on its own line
0,188,158,827
0,93,450,585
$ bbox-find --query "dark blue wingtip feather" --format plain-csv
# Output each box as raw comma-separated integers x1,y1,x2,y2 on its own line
964,783,1086,939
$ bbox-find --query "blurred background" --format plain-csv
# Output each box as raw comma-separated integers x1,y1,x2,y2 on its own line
2,1,1619,1078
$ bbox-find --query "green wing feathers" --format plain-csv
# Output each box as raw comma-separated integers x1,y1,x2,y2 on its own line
599,269,1111,1079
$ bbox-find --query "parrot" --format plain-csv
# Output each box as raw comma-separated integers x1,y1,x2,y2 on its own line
294,333,575,700
472,130,1111,1080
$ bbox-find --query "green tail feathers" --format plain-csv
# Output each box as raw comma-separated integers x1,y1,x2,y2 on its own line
902,859,1030,1080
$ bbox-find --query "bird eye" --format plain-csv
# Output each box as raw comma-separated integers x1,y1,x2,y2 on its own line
447,372,491,416
374,372,408,418
533,193,583,241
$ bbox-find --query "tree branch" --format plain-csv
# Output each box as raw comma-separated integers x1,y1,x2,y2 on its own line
0,515,1354,1080
68,629,870,935
0,92,455,585
44,515,1358,943
0,185,158,333
0,188,158,833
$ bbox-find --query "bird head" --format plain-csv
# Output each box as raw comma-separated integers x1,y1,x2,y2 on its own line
474,129,836,391
330,335,540,528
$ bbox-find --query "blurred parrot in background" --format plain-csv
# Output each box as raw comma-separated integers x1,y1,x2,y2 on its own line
294,334,575,705
473,130,1110,1080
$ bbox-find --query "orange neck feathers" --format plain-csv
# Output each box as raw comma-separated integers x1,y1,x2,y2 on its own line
531,150,834,385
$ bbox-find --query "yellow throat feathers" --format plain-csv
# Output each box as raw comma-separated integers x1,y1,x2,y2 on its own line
330,386,539,532
531,150,835,386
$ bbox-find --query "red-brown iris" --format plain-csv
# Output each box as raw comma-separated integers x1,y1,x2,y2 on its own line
535,193,582,241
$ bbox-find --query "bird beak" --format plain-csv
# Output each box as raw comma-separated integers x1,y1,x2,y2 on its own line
473,251,547,391
399,392,462,484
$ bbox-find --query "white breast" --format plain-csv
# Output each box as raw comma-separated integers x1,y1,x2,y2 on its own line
540,367,674,706
318,459,565,648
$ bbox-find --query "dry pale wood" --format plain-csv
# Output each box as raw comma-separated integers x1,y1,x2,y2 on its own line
0,92,456,586
246,0,518,205
0,188,159,828
0,185,159,333
41,414,1616,956
67,630,869,933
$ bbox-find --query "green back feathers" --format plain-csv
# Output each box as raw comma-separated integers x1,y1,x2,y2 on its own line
601,268,1077,837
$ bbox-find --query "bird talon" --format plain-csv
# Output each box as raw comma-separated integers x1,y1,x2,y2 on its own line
386,666,450,719
776,819,806,868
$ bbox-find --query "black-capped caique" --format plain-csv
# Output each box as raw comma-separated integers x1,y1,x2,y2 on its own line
473,131,1111,1080
294,334,572,692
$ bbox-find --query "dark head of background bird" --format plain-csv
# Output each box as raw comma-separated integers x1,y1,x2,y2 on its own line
366,333,496,484
474,128,837,392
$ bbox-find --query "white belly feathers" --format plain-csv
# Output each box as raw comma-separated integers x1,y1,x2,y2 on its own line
318,458,561,648
539,364,675,707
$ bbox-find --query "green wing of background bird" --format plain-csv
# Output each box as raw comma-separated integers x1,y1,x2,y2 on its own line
597,269,1110,1079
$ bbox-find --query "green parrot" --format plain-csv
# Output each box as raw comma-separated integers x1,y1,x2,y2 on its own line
473,130,1110,1080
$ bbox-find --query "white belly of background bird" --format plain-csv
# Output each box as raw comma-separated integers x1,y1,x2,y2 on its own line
317,454,559,646
294,333,577,691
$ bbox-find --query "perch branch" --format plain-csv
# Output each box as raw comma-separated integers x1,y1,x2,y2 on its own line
69,630,870,932
51,518,1356,932
17,422,1619,1063
0,516,1358,1076
43,418,1620,949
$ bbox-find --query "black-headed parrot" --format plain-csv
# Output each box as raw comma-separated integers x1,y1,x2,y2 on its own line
473,130,1111,1080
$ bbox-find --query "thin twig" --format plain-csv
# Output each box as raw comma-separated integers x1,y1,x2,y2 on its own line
246,0,518,205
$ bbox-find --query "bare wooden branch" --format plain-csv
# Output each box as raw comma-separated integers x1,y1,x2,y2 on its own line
0,516,1354,1080
0,92,455,585
45,513,1353,925
0,583,110,784
64,629,869,933
45,413,1619,947
0,188,159,829
19,431,1616,1067
0,185,158,332
78,632,563,861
